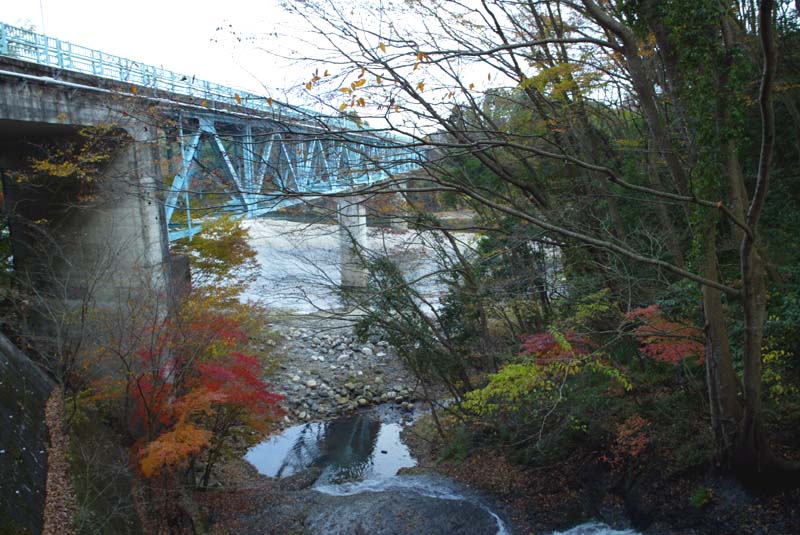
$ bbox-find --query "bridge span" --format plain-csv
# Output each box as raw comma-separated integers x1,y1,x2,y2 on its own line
0,22,418,297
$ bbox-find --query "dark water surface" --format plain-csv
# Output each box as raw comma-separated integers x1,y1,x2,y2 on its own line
245,412,415,483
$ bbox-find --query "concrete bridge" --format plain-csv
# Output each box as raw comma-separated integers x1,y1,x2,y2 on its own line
0,22,418,298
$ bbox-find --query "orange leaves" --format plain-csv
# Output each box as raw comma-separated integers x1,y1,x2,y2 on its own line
172,387,226,422
140,422,212,477
134,349,283,479
416,81,425,92
338,71,373,112
137,351,283,478
625,305,704,365
379,42,386,53
413,51,431,71
234,92,242,104
305,70,323,91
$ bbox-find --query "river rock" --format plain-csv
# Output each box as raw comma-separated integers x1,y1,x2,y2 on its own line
361,346,374,356
357,397,369,407
304,491,500,535
306,379,318,388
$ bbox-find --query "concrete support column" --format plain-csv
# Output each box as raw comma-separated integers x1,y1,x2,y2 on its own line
2,125,170,308
338,195,368,288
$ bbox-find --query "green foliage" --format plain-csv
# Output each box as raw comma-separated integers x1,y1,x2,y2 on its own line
437,424,473,464
172,214,259,292
462,362,554,416
567,288,617,330
689,486,714,511
355,233,497,398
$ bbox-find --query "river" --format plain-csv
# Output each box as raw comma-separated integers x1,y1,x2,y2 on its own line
240,217,468,313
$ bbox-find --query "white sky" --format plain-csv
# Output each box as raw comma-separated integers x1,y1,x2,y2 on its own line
3,0,309,96
3,0,507,134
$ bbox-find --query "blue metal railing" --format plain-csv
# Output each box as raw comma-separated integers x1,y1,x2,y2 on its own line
0,21,421,184
0,21,379,133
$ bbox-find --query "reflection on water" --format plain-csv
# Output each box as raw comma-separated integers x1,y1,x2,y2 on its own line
245,413,416,484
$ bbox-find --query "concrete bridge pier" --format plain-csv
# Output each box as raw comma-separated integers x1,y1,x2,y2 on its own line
337,195,368,288
1,123,171,312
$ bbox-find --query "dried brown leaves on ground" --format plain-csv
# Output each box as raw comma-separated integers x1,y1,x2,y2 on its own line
42,386,77,535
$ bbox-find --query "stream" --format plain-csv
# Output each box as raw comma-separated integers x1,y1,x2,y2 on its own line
244,408,641,535
246,407,511,535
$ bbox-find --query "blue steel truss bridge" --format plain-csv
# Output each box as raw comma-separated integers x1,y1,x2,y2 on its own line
0,22,420,241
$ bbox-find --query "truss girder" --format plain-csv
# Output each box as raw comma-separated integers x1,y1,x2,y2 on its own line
165,113,417,241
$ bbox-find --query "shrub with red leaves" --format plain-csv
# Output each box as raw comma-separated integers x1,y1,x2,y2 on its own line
626,305,704,365
520,331,594,363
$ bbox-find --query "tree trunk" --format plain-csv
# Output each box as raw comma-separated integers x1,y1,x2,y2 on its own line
737,241,770,470
647,140,686,268
700,223,742,457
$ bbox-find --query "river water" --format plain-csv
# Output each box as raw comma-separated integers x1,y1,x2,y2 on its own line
240,217,468,313
242,217,640,535
244,409,640,535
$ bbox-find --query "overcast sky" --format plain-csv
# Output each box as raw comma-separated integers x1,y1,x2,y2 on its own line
4,0,310,96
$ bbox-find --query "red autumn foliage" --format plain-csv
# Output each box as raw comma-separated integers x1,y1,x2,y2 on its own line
124,300,283,479
196,352,285,418
626,305,704,365
137,353,284,477
520,331,594,363
601,415,650,468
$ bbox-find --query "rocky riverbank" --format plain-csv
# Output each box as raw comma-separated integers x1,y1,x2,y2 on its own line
267,318,420,425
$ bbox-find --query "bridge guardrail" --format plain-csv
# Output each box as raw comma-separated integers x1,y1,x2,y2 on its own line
0,21,417,148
